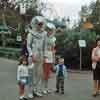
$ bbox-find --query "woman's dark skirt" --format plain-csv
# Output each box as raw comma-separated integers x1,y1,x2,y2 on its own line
93,62,100,80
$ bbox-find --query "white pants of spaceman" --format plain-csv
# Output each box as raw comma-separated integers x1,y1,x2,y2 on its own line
28,52,43,94
26,57,34,98
32,53,43,91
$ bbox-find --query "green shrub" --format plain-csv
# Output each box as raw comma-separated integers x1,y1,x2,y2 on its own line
0,47,21,60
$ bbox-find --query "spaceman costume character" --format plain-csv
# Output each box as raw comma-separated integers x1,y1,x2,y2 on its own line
27,16,47,97
42,22,56,94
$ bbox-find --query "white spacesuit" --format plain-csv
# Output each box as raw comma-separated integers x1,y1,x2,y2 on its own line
27,16,47,97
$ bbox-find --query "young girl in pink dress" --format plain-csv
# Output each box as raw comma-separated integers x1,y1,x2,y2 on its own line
42,23,56,94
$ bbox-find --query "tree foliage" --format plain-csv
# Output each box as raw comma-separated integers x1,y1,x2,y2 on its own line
0,0,40,47
0,0,40,31
56,29,96,69
79,0,100,34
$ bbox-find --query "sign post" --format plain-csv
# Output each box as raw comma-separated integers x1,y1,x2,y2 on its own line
78,40,86,70
20,3,26,15
16,35,22,42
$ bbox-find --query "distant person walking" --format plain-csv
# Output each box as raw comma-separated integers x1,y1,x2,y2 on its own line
21,40,28,57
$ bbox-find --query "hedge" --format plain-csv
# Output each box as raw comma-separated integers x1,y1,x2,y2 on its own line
0,47,21,60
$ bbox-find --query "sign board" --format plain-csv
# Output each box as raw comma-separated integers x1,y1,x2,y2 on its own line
16,36,22,42
20,3,26,15
78,40,86,47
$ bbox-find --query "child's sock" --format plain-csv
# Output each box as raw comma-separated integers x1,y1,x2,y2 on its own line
19,95,24,99
28,93,34,98
45,80,48,89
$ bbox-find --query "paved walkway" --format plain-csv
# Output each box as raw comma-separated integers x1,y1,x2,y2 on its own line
0,58,100,100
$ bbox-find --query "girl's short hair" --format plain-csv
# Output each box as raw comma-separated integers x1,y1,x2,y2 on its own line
18,55,28,65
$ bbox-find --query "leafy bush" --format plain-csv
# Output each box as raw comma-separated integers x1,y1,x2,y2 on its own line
0,47,21,60
56,30,96,69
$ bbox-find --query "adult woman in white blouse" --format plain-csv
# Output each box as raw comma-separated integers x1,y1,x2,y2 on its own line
92,38,100,96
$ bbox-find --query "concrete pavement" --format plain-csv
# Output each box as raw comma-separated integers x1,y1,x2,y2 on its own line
0,58,100,100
